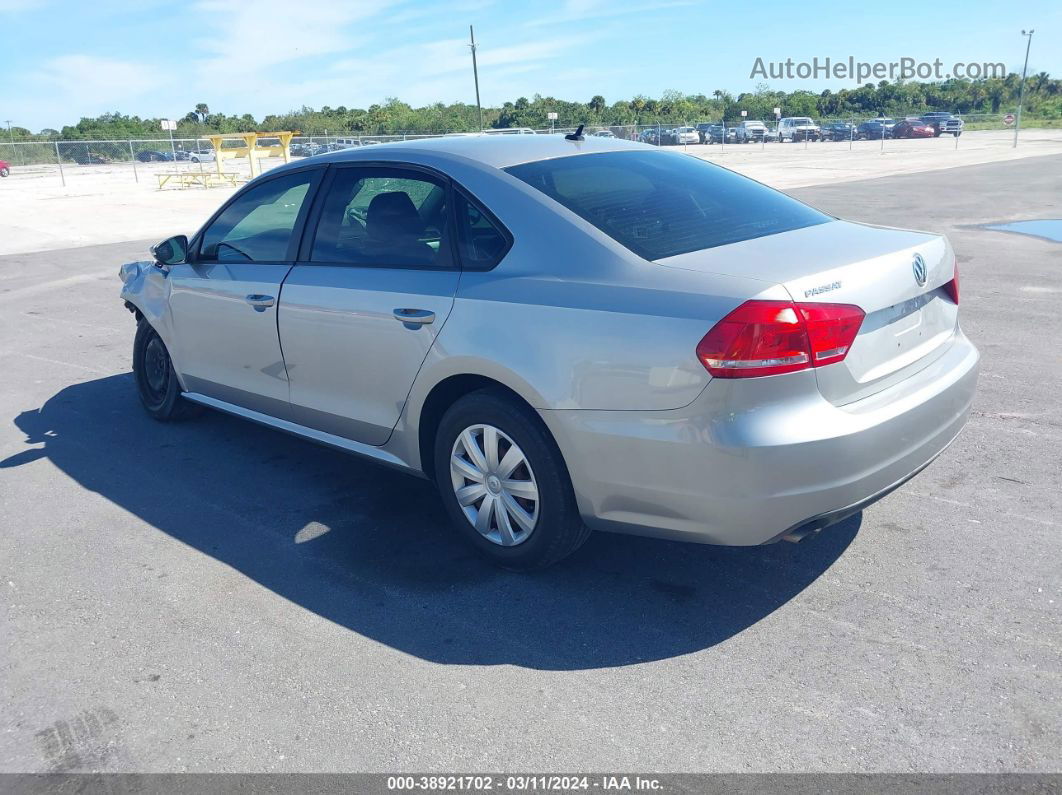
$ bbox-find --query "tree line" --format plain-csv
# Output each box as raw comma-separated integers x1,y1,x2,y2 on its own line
5,75,1060,141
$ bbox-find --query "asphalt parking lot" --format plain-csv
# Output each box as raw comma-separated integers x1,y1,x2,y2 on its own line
0,155,1059,773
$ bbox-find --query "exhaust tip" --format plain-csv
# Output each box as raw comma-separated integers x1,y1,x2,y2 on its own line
781,527,821,544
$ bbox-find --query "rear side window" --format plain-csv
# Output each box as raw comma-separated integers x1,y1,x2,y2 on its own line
454,190,511,270
310,167,451,268
506,151,830,260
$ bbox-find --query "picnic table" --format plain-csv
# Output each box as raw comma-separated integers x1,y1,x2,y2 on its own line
157,171,241,190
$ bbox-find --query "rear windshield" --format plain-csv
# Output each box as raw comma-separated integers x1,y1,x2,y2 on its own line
505,151,831,260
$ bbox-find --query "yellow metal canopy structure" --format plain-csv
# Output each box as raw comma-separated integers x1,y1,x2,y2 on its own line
201,131,298,178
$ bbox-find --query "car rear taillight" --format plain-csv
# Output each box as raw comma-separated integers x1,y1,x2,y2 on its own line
696,300,865,379
943,261,959,304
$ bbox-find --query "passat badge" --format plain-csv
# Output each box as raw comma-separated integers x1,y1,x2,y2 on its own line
912,253,928,287
804,281,841,298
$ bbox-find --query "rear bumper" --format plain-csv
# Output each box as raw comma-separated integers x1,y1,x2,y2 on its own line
542,330,979,546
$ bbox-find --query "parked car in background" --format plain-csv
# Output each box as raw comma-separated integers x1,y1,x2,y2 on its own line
135,150,167,162
591,130,616,138
74,151,111,164
703,124,735,144
892,118,936,139
695,123,713,143
920,112,964,137
483,128,537,135
821,121,857,141
0,159,10,177
670,126,700,145
858,118,896,140
189,149,216,163
777,117,821,142
121,135,976,569
763,124,779,143
734,120,767,143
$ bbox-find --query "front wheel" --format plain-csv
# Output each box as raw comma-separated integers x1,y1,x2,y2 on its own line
133,321,202,421
434,390,590,570
0,167,9,177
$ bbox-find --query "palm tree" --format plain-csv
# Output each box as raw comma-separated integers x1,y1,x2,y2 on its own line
194,103,210,123
1033,72,1050,93
985,79,1007,114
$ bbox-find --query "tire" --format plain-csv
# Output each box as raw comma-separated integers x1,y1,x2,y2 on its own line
933,127,941,137
190,156,200,163
434,389,591,570
0,167,8,177
955,131,962,137
132,320,202,421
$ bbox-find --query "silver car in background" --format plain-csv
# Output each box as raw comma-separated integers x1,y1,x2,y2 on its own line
120,135,978,569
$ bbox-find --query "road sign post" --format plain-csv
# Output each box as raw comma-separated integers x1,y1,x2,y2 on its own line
161,119,178,166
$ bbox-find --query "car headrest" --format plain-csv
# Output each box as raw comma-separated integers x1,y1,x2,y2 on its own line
366,192,424,239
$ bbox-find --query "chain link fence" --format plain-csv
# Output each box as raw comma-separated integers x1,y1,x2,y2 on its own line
0,112,1054,189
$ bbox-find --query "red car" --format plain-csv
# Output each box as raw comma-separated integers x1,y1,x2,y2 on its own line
892,118,935,139
0,159,10,177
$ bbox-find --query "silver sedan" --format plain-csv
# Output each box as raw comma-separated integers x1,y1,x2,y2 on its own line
120,133,978,569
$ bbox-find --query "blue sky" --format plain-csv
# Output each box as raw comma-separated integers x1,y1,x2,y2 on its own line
1,0,1059,131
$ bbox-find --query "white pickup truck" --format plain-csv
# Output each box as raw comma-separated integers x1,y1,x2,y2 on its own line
920,112,964,137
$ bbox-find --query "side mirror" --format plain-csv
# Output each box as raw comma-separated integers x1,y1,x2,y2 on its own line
151,235,188,266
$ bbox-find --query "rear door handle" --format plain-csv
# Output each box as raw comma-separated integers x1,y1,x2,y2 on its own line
393,308,435,326
245,294,275,311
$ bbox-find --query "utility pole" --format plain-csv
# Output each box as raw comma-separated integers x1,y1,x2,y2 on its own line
469,25,483,132
6,120,18,165
1014,29,1034,148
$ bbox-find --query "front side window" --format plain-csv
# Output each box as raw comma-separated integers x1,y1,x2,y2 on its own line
310,167,450,267
506,151,831,260
199,171,316,262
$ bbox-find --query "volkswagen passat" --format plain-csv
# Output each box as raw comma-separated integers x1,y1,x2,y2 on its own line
119,134,978,569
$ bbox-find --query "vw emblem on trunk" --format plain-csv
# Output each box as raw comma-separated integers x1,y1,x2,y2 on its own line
912,253,928,287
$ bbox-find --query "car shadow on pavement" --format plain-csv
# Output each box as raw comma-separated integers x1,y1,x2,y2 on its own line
4,374,859,671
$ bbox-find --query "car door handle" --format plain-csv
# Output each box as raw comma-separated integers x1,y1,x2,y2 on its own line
245,294,275,311
393,308,435,326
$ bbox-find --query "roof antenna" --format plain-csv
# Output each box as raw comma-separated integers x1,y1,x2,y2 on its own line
565,124,584,141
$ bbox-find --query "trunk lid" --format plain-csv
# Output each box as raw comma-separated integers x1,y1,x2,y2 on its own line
659,220,960,405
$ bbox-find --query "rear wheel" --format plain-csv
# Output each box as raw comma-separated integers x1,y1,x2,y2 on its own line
434,390,590,570
0,167,9,178
133,321,202,421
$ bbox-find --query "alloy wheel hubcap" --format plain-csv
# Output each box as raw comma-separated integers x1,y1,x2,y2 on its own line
450,424,539,547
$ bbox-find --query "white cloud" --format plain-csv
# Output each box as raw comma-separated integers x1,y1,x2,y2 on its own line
37,55,160,98
527,0,693,27
190,0,395,78
176,23,604,123
6,54,167,130
0,0,44,11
